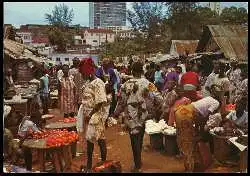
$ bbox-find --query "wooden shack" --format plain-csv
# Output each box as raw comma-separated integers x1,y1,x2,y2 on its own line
4,39,44,83
196,25,248,63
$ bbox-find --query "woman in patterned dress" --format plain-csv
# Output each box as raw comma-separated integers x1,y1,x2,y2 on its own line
175,96,220,172
80,59,109,172
58,64,77,117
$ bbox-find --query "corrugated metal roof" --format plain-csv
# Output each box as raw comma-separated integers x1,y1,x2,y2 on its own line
4,39,44,65
171,40,199,56
207,25,248,61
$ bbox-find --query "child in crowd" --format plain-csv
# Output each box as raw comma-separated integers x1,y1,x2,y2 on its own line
161,81,178,122
143,82,163,122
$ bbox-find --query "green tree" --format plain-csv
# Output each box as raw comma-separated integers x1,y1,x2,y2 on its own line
127,2,167,54
165,2,202,40
220,6,248,24
45,4,74,52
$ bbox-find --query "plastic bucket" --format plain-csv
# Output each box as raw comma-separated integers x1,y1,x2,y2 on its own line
149,133,163,151
164,134,179,156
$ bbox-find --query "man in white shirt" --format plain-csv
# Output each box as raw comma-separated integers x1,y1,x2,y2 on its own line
203,63,219,97
177,61,186,73
191,96,220,119
226,97,248,128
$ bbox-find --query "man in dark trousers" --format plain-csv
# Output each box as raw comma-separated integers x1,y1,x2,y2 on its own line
40,70,50,114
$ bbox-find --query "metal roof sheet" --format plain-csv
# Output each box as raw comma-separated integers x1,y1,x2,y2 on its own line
207,25,248,61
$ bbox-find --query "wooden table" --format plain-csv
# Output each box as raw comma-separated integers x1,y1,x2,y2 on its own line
4,99,28,116
240,148,248,173
45,121,77,158
45,121,76,130
209,131,232,163
22,138,73,172
228,136,248,173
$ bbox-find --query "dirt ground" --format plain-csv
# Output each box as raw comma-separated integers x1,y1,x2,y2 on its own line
31,108,239,173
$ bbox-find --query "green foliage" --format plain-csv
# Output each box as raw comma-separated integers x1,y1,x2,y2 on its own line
45,4,74,52
104,3,248,58
127,2,168,54
220,6,248,24
45,3,74,28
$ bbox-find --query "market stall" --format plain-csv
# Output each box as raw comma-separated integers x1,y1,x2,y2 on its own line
45,117,77,158
145,119,178,155
22,129,78,172
4,83,40,116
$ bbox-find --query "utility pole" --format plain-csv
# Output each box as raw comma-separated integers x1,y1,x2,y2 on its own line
105,33,108,56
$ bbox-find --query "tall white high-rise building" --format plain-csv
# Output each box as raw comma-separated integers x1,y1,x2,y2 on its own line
89,2,127,28
208,2,221,14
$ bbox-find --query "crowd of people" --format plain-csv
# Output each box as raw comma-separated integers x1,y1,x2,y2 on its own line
64,57,247,172
3,56,248,173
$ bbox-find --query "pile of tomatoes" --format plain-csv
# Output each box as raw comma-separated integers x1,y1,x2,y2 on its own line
225,104,236,111
46,130,79,147
58,117,77,123
31,129,79,148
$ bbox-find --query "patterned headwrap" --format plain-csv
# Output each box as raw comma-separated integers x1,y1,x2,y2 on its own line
79,58,96,76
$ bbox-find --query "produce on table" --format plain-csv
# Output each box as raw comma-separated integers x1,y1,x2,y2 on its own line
30,129,79,147
213,127,243,137
58,117,77,123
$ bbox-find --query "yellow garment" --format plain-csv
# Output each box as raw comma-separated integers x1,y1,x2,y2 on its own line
175,104,200,172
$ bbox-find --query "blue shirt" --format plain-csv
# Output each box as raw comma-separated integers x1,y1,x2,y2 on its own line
40,75,49,96
154,71,164,83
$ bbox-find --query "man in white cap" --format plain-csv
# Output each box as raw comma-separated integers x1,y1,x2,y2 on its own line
226,59,242,103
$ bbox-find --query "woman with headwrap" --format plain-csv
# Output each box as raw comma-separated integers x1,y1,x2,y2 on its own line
80,58,109,173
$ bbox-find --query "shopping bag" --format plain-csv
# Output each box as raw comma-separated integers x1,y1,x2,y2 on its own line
77,104,84,132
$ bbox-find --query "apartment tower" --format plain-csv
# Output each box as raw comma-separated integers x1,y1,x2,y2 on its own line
89,2,126,28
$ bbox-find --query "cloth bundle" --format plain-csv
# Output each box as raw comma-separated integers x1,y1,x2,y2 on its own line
145,119,168,134
162,125,177,135
146,119,177,135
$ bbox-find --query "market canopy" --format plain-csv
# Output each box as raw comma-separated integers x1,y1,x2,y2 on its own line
4,39,48,65
196,25,248,62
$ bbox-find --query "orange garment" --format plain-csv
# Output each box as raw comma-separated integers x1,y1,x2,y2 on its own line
168,97,192,126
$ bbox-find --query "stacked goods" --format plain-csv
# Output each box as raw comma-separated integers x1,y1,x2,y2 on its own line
146,119,177,135
146,119,178,152
212,127,243,137
162,125,176,136
145,119,168,134
236,136,248,146
211,119,244,137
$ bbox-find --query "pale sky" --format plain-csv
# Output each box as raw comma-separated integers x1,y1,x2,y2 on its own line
4,2,248,28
